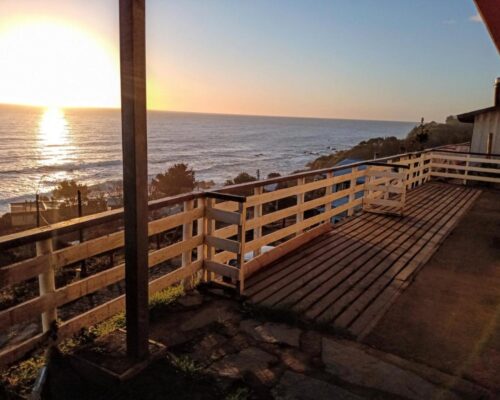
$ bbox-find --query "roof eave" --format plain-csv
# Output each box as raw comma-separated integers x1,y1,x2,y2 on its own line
457,105,500,123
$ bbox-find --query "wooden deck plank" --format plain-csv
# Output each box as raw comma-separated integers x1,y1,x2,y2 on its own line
324,187,478,327
346,190,481,338
293,185,458,317
251,184,450,306
393,190,481,282
244,183,443,296
315,186,469,315
244,216,383,295
245,183,435,291
244,213,377,290
245,183,481,339
247,219,391,302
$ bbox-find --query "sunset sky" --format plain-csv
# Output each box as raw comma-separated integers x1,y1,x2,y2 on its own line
0,0,498,121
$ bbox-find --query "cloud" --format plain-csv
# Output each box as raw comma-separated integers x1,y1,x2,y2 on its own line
469,12,483,23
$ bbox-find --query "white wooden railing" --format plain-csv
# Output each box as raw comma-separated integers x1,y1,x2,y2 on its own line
1,143,498,366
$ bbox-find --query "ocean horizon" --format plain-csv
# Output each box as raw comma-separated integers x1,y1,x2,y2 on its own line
0,104,416,214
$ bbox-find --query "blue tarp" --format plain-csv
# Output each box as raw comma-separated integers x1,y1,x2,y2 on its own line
320,158,367,222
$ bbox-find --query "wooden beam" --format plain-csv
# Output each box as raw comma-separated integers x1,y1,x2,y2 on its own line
205,235,241,254
204,261,240,280
119,0,149,360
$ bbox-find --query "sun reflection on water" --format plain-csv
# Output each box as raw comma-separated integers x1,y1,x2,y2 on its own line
37,107,75,171
39,107,68,146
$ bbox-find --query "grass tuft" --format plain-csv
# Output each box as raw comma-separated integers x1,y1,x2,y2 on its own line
0,354,45,398
168,354,200,375
225,387,250,400
149,285,184,320
92,312,126,338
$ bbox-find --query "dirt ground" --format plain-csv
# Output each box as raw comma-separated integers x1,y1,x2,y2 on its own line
365,189,500,392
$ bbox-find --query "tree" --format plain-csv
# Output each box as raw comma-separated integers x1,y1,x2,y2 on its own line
150,163,195,198
224,172,257,186
415,117,429,149
53,180,90,204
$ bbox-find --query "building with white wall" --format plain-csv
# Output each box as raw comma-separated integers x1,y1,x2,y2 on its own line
457,78,500,154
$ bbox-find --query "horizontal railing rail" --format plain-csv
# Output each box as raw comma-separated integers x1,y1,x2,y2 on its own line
428,150,500,185
429,149,500,157
204,191,247,203
4,141,496,367
363,161,410,169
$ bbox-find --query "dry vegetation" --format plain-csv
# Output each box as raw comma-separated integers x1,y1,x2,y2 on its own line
307,117,472,170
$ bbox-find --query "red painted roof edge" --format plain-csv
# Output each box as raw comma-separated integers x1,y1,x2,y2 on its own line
474,0,500,54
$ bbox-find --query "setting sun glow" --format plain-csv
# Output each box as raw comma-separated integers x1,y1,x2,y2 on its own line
0,18,120,108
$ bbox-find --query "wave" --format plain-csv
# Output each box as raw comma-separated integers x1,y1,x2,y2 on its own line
1,160,123,175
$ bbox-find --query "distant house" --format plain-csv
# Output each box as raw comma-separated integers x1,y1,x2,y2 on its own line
457,78,500,154
9,200,61,227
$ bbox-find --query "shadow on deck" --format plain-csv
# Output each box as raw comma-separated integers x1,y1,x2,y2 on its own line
244,182,482,338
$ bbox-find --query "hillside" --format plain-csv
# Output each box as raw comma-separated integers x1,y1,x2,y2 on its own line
307,116,472,170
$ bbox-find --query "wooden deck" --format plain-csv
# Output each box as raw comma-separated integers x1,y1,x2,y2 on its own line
244,182,482,338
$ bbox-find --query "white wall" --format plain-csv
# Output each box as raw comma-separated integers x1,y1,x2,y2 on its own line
471,110,500,154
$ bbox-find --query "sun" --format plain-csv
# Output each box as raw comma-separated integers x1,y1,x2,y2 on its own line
0,18,120,108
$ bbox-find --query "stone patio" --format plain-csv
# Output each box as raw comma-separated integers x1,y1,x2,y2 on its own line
103,286,491,400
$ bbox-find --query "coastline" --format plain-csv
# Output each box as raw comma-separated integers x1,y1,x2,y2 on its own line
0,110,416,216
0,116,473,218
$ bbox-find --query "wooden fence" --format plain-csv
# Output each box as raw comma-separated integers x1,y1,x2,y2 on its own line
0,143,498,366
428,149,500,185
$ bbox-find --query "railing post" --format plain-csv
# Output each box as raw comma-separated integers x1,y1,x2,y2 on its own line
406,155,414,190
182,199,194,288
296,177,305,235
77,190,87,277
196,198,204,263
426,152,433,183
413,155,419,187
237,202,247,292
348,167,358,217
324,172,333,222
325,172,333,207
253,186,263,257
463,153,470,185
36,238,57,332
204,198,215,282
182,199,194,267
398,156,406,188
419,153,426,186
419,152,426,185
427,152,434,183
383,163,390,200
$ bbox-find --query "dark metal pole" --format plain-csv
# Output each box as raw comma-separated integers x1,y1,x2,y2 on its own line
35,194,40,227
119,0,149,360
77,190,87,277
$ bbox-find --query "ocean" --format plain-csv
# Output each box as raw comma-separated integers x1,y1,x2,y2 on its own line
0,105,415,214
